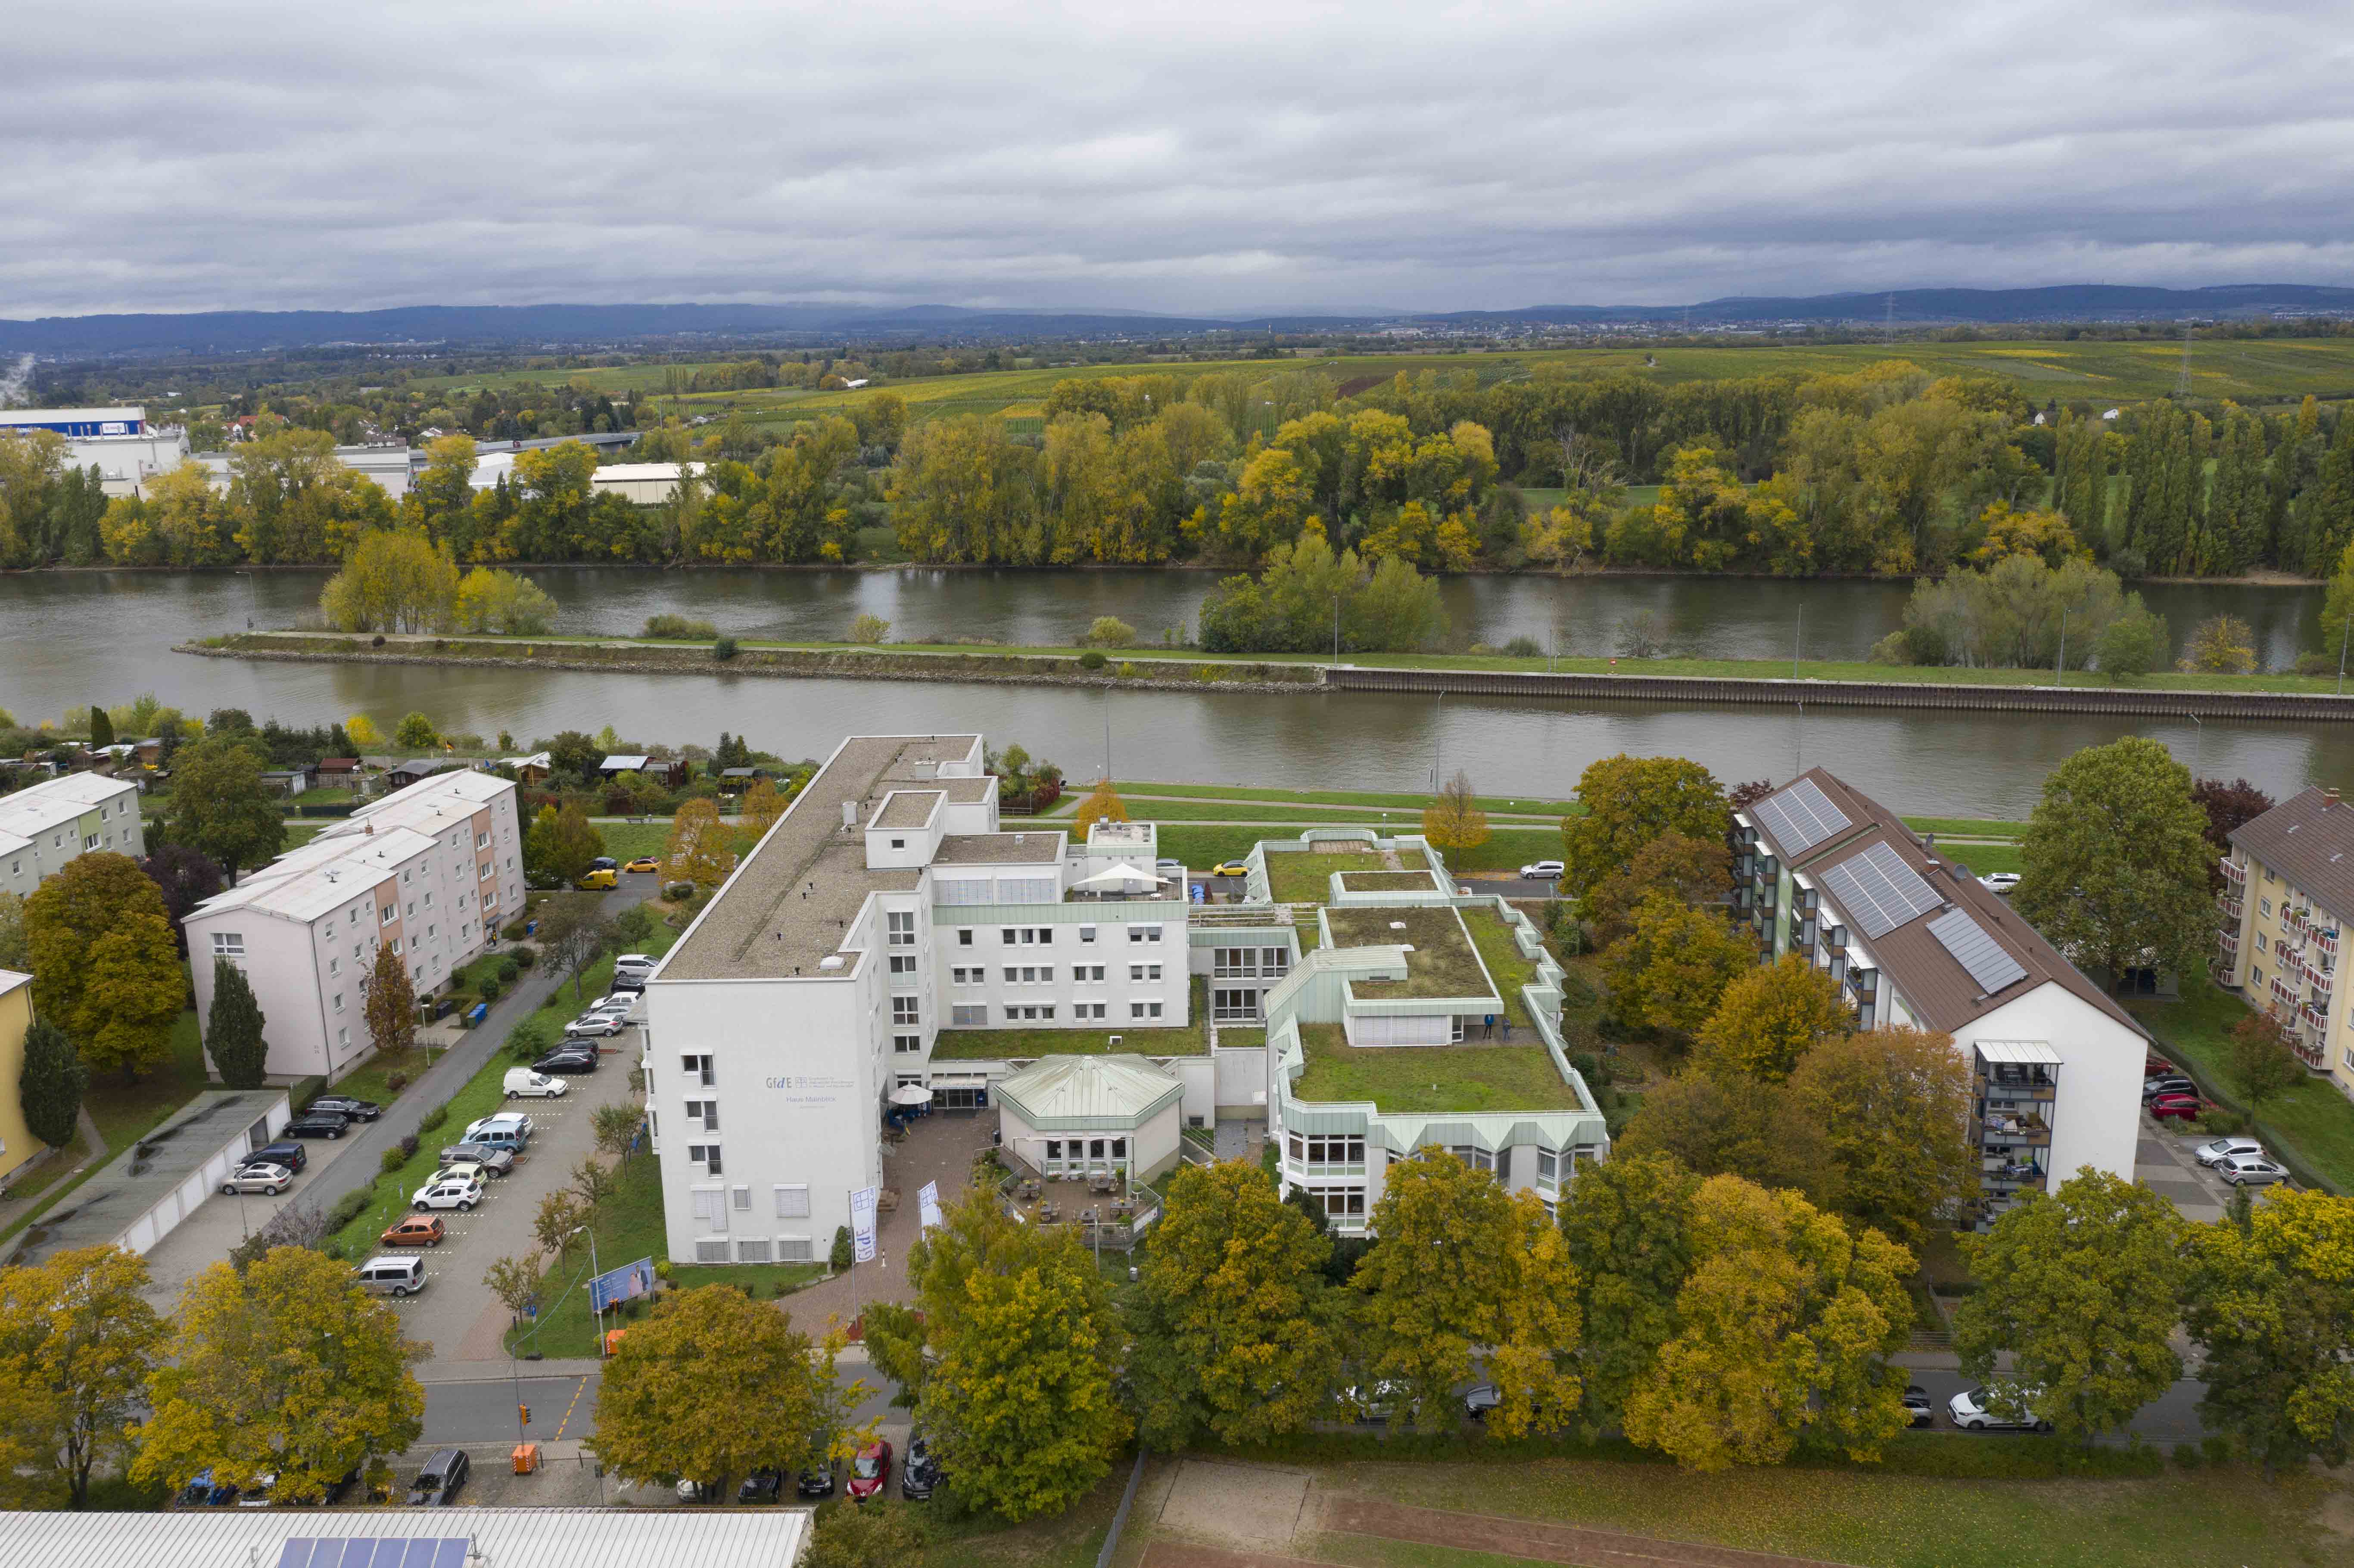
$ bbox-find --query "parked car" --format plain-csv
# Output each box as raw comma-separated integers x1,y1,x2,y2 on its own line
737,1468,784,1504
407,1449,469,1506
178,1468,240,1507
576,868,617,890
1340,1380,1406,1423
1209,861,1250,877
532,1049,600,1075
607,974,645,996
1977,871,2021,893
796,1460,840,1498
435,1159,498,1188
1520,859,1566,880
1902,1384,1934,1428
219,1163,294,1196
590,856,618,871
2148,1095,2207,1123
241,1141,307,1173
610,958,655,978
901,1431,941,1500
846,1440,894,1502
623,856,661,874
282,1112,353,1140
235,1472,279,1507
412,1175,484,1212
1462,1382,1504,1420
2194,1136,2267,1167
565,1012,629,1039
2143,1075,2196,1101
466,1112,534,1142
2144,1057,2177,1077
308,1095,381,1121
504,1068,568,1099
2217,1154,2290,1187
437,1141,515,1175
380,1216,447,1248
355,1255,429,1297
1948,1385,2052,1432
675,1479,717,1504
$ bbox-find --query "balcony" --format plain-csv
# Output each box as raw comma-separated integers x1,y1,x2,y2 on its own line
2317,927,2341,962
2292,1028,2327,1071
2220,856,2247,887
2217,927,2239,959
2304,956,2335,997
2271,974,2301,1011
2217,894,2244,923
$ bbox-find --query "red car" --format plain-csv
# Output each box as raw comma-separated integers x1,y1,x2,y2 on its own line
845,1440,892,1501
2148,1094,2205,1123
2143,1058,2176,1078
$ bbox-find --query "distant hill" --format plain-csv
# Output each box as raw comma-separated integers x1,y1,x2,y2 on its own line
5,284,2351,356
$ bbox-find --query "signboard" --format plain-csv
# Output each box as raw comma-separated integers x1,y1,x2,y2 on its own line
588,1257,656,1313
850,1186,880,1263
917,1181,942,1233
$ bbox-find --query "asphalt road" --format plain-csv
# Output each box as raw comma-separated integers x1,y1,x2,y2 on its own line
422,1360,902,1445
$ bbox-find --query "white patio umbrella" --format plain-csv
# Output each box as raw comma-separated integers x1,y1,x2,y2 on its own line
888,1083,934,1106
1069,862,1168,893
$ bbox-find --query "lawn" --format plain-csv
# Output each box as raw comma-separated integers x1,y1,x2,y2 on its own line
506,1154,825,1359
597,820,673,861
2130,982,2354,1193
1339,871,1444,891
1427,832,1566,877
909,1465,1129,1568
1326,906,1493,1001
1289,1023,1584,1113
1113,781,1582,817
332,1045,433,1110
1297,1452,2348,1568
281,822,326,850
1270,850,1389,903
1459,905,1538,1028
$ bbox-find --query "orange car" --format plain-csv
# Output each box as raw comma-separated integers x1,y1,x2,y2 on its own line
380,1215,446,1248
623,856,660,874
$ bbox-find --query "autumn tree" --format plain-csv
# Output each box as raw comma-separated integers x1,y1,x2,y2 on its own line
2228,1011,2307,1117
343,713,384,750
1623,1174,1914,1470
664,798,732,889
572,1156,619,1209
592,1285,864,1496
1071,779,1131,840
165,735,285,883
535,896,618,1001
2189,777,2273,891
23,852,185,1080
1351,1150,1581,1437
1560,1151,1698,1439
1784,1027,1978,1244
2015,736,2215,989
535,1191,589,1262
134,1248,425,1504
1602,892,1753,1040
1953,1167,2186,1444
1619,1069,1831,1206
143,842,222,955
738,778,788,844
0,1244,166,1507
451,566,556,634
1694,953,1847,1082
1578,830,1730,944
482,1257,540,1327
537,799,602,887
904,1187,1129,1521
805,1501,925,1568
204,957,269,1089
364,937,417,1058
318,528,461,632
17,1019,85,1150
0,892,25,971
2179,613,2258,675
1422,769,1490,852
392,712,439,751
593,1101,641,1162
2184,1188,2354,1472
1560,754,1729,901
1129,1160,1342,1449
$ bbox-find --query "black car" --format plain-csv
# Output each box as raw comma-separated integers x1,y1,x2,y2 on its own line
532,1050,600,1075
796,1460,839,1497
407,1448,469,1506
738,1467,784,1504
283,1112,354,1139
2143,1075,2195,1101
242,1141,307,1173
1902,1384,1934,1429
590,856,618,871
308,1095,381,1121
901,1431,942,1500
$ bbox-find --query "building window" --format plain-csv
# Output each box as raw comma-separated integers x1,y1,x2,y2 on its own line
1074,964,1105,982
1212,987,1259,1020
1130,924,1161,943
951,1004,987,1026
1298,1135,1364,1165
887,910,916,946
332,992,345,1014
687,1144,723,1175
1074,1001,1106,1019
773,1184,811,1218
1079,924,1097,943
957,929,974,946
951,967,981,985
1004,1004,1056,1021
890,953,919,976
1130,963,1162,982
694,1239,729,1262
894,1033,922,1054
1001,928,1017,944
338,1027,349,1048
682,1053,715,1087
778,1236,814,1262
1451,1015,1468,1043
683,1100,718,1132
2261,899,2273,917
1130,1001,1163,1020
732,1185,751,1211
1311,1186,1367,1218
1537,1148,1560,1187
381,905,396,926
1450,1145,1495,1171
2257,933,2269,952
690,1186,728,1232
893,996,919,1026
210,932,245,957
736,1238,771,1262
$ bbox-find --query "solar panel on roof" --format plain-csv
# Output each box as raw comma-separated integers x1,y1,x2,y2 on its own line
1752,778,1852,856
1819,840,1946,937
280,1540,470,1568
1929,907,2028,996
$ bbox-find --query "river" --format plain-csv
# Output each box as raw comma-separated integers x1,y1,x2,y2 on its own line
2,569,2341,818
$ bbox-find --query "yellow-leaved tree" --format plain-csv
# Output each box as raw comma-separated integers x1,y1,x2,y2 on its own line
0,1244,166,1507
1421,769,1489,852
665,798,733,889
1693,953,1850,1083
1601,892,1753,1041
1071,779,1129,839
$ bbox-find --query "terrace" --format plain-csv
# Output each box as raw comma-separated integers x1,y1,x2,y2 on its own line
1287,1022,1583,1114
1267,849,1388,904
1323,905,1495,1002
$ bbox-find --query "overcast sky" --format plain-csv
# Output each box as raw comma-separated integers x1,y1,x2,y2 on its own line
5,0,2350,317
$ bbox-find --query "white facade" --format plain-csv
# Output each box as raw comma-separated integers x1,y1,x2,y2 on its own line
182,771,523,1082
642,734,1196,1266
0,772,146,899
592,462,705,503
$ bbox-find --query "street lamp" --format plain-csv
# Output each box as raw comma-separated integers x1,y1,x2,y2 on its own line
567,1224,604,1356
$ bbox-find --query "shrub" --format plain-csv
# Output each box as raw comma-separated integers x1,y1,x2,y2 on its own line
2173,1441,2202,1469
643,613,718,639
498,957,520,983
654,1260,673,1282
501,919,529,942
830,1225,854,1271
510,945,537,968
1195,664,1224,682
713,637,738,662
386,1071,409,1095
508,1016,556,1061
1081,615,1136,648
847,612,891,644
290,1075,326,1114
478,977,503,1003
1502,635,1544,658
398,1133,419,1161
774,1279,797,1298
1116,661,1140,678
419,1104,448,1133
1077,649,1108,671
379,1147,408,1176
326,1188,374,1230
2296,650,2338,678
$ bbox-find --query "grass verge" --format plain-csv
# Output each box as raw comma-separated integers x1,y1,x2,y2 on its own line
597,821,673,861
332,1046,433,1111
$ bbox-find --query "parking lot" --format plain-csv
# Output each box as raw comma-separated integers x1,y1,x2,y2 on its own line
137,1114,374,1311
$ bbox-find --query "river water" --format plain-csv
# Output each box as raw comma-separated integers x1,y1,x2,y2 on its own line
2,569,2342,818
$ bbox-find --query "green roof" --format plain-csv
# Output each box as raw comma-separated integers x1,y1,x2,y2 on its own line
1289,1023,1584,1114
1323,905,1495,1001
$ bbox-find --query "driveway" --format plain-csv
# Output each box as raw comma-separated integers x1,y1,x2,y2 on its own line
784,1111,997,1330
2137,1118,2246,1224
137,1124,372,1310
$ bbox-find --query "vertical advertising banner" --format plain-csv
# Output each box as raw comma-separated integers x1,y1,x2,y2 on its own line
850,1185,880,1263
917,1180,942,1233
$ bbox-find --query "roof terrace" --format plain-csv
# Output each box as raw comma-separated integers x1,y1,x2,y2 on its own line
1323,905,1496,1002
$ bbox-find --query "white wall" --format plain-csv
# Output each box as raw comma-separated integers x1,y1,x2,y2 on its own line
1963,983,2145,1188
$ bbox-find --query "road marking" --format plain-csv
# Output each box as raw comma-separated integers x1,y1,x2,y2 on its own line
552,1374,589,1440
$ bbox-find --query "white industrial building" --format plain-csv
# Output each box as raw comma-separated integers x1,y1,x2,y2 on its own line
182,770,524,1083
1736,768,2149,1225
591,461,706,503
0,771,147,900
0,405,190,498
194,442,416,498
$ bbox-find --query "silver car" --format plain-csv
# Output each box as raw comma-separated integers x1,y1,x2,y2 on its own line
2217,1154,2289,1187
219,1162,293,1196
2194,1137,2265,1167
436,1141,515,1175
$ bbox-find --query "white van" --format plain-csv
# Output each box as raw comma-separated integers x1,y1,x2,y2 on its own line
355,1255,428,1297
504,1068,567,1100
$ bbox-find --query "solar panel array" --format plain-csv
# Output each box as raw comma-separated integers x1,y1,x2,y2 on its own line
1928,907,2029,996
1751,778,1852,856
1819,840,1946,937
279,1540,471,1568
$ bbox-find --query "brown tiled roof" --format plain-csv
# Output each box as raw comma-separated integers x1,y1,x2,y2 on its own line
1750,768,2146,1039
2229,787,2354,924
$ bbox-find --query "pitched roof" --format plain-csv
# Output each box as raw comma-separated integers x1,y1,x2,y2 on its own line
1745,768,2146,1039
2229,787,2354,924
995,1054,1186,1127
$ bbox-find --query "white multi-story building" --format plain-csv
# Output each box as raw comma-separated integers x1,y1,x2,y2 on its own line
643,734,1208,1266
0,772,147,899
0,407,190,498
1736,768,2149,1225
182,770,524,1082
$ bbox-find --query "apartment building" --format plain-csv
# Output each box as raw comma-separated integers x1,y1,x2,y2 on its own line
2217,786,2354,1101
641,734,1219,1266
1735,768,2148,1225
182,770,524,1082
0,772,147,900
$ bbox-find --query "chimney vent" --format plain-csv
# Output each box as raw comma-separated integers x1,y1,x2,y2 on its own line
841,800,859,829
2328,788,2342,806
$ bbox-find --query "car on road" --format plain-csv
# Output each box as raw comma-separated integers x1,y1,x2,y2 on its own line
675,1479,717,1504
565,1012,630,1039
796,1461,839,1498
532,1049,600,1075
2148,1095,2206,1123
2217,1154,2290,1187
737,1468,784,1504
2194,1136,2267,1167
380,1215,447,1248
219,1162,294,1196
308,1095,381,1121
1948,1385,2052,1432
1977,871,2021,893
1902,1384,1935,1428
241,1141,308,1173
177,1468,240,1507
901,1430,941,1499
282,1112,353,1140
503,1068,568,1099
575,868,617,890
2143,1075,2196,1101
846,1440,893,1502
623,856,660,874
1208,861,1250,877
407,1449,469,1507
1519,859,1565,880
437,1141,515,1175
412,1175,484,1212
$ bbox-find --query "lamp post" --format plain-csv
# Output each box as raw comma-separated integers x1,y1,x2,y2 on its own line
567,1224,603,1356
